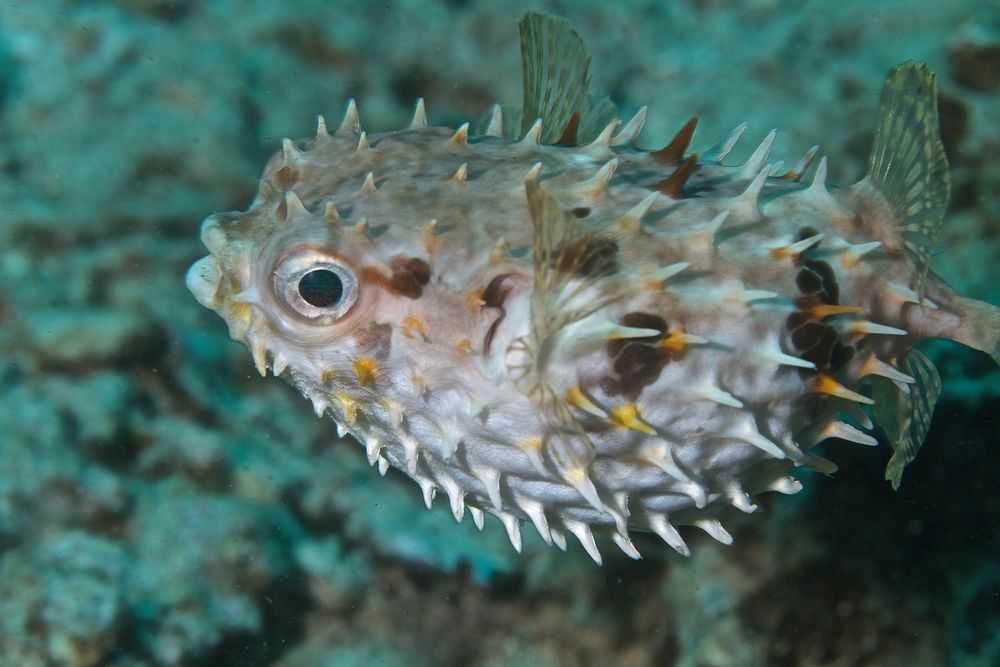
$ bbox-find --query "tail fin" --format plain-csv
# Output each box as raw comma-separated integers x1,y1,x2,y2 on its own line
863,63,1000,366
950,294,1000,367
863,62,950,297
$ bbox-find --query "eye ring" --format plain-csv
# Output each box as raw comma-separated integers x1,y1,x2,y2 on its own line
273,247,358,324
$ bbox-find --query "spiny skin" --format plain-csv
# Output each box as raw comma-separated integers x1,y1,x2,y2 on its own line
187,23,998,563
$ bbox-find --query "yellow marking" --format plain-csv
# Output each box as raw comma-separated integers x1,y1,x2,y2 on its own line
660,326,691,353
465,289,485,311
810,375,874,405
616,215,642,234
400,315,427,340
564,466,587,485
489,237,511,266
320,367,337,384
352,357,377,386
352,219,371,240
335,393,359,425
769,246,791,261
565,387,608,418
858,355,881,377
520,436,543,451
420,219,440,255
609,404,657,435
808,304,864,320
771,234,823,262
642,279,663,292
227,302,253,335
456,338,472,356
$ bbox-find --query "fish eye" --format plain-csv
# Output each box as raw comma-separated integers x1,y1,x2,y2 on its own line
273,248,358,324
298,269,343,308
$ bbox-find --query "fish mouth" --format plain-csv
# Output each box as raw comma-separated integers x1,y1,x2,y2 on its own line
186,255,221,309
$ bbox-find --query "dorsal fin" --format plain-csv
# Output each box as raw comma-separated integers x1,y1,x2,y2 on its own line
863,62,950,296
518,11,617,144
871,348,941,489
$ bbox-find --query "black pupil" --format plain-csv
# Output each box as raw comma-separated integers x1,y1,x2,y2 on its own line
298,269,343,308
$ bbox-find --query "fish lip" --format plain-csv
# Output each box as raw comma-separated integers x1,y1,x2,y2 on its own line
186,255,221,309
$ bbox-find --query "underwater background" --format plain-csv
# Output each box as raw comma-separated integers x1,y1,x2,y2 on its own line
1,0,998,665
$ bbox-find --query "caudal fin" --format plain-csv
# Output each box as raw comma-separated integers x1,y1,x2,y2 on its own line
864,62,951,297
950,294,1000,367
860,64,1000,487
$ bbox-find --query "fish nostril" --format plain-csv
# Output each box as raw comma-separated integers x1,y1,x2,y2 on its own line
298,269,344,308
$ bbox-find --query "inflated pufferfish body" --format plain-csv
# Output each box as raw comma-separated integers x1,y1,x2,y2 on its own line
187,12,1000,563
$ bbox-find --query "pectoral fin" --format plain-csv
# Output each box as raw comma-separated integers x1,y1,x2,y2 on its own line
871,348,942,489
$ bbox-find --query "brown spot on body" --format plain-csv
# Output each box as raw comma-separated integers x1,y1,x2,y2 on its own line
481,273,515,355
400,315,428,340
358,257,430,299
795,269,823,294
553,237,619,277
354,322,392,358
801,259,839,304
787,257,857,380
390,256,431,298
603,312,686,399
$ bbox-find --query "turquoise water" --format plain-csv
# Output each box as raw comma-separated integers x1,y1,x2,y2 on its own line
1,1,998,665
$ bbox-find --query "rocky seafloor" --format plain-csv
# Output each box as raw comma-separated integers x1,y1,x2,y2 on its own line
1,1,998,665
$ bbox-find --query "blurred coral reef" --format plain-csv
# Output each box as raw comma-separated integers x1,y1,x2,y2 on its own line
0,1,997,665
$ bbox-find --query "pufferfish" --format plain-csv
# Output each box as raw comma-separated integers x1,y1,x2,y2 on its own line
186,12,999,563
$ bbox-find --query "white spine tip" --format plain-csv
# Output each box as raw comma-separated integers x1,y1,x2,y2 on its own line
418,477,437,509
612,532,642,560
499,512,523,553
648,514,690,557
364,437,382,465
585,118,621,152
469,506,485,531
315,115,330,139
409,97,427,129
564,519,602,565
360,171,377,194
694,519,733,545
523,161,543,182
485,104,504,137
710,121,748,162
521,118,543,146
611,106,647,146
339,98,360,134
449,162,468,183
355,131,371,153
449,122,470,145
